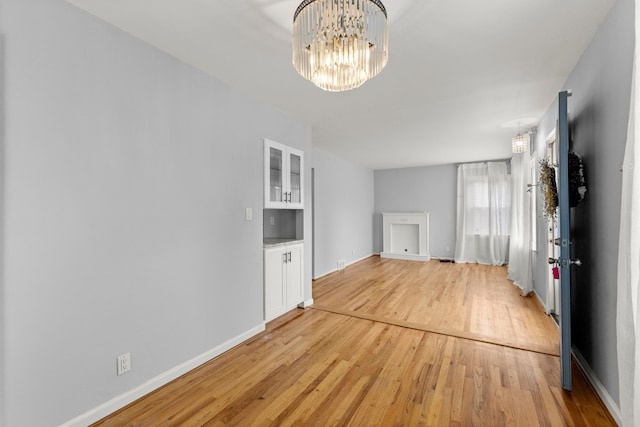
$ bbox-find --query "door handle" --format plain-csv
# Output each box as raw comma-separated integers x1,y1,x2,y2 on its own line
550,258,582,267
288,251,292,262
283,253,288,264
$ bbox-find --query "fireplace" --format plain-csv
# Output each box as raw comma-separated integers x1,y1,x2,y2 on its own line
381,212,430,261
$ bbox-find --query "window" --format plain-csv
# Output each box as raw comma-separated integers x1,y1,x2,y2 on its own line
462,171,511,237
455,162,511,265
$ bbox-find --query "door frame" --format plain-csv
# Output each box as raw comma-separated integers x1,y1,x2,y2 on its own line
544,128,560,316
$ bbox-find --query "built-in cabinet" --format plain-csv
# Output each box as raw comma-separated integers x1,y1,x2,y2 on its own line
264,139,304,209
264,242,304,321
263,138,305,322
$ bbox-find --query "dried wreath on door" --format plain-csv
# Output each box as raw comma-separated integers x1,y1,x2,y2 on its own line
539,153,586,220
539,157,558,220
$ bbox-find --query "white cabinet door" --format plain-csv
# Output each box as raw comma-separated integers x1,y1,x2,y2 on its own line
264,243,304,322
264,139,304,209
264,247,286,321
286,243,304,306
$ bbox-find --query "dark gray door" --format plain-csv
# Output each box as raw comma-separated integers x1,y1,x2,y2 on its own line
558,90,572,391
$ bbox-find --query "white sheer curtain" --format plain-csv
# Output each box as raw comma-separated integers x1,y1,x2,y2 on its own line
507,149,533,295
454,162,511,265
617,13,640,423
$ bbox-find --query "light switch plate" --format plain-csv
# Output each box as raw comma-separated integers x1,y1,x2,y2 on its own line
245,207,253,221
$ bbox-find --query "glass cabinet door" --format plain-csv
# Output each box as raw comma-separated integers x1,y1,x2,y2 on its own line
269,146,284,204
289,151,301,205
264,139,303,209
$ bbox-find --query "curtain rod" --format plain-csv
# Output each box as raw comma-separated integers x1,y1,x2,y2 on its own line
456,158,511,166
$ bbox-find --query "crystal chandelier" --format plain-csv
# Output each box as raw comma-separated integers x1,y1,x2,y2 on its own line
512,133,529,153
292,0,389,92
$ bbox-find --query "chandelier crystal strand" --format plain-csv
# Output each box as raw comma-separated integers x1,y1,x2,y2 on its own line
293,0,388,92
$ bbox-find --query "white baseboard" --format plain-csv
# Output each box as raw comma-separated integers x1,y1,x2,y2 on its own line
313,253,375,280
313,270,332,280
572,347,621,425
380,252,430,262
347,254,375,268
531,290,550,314
60,323,266,427
299,298,314,308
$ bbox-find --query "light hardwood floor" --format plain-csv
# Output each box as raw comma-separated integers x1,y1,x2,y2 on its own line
313,257,559,356
93,257,615,426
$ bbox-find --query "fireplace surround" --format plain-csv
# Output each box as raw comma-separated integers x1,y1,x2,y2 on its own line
380,212,430,261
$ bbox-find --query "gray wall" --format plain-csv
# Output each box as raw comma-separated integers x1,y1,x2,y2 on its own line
374,165,457,258
0,32,5,426
312,148,374,278
0,1,312,425
532,0,633,409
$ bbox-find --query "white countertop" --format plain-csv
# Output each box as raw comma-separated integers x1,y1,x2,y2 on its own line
263,238,303,248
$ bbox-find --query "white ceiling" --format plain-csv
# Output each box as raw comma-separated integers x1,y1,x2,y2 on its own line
66,0,615,169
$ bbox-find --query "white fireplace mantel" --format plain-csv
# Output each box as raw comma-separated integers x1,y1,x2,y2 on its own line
380,212,430,261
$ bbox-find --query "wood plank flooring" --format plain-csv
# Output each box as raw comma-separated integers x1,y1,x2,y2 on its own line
93,257,615,426
313,257,559,356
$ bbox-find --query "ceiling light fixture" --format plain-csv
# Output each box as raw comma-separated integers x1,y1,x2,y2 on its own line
512,124,529,153
292,0,389,92
512,134,528,153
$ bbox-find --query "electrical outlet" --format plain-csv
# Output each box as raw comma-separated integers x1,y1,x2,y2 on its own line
269,216,275,225
446,246,450,252
352,249,355,255
245,207,253,221
337,260,346,270
117,353,131,376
